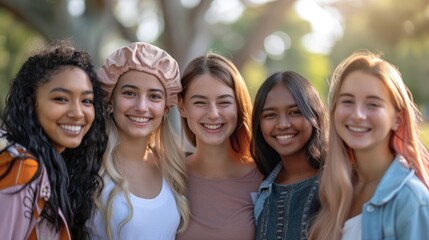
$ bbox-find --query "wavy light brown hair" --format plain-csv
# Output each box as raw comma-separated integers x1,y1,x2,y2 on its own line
179,52,253,161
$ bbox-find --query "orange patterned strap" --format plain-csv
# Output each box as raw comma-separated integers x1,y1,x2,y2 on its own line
0,146,70,240
0,149,38,190
26,226,70,240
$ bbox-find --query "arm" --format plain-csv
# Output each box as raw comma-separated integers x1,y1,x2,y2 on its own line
397,204,429,240
0,153,40,239
395,178,429,240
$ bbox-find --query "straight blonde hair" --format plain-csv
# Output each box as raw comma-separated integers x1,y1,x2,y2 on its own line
309,51,429,240
94,116,190,240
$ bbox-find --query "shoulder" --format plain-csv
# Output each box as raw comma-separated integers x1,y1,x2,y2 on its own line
379,173,429,220
242,162,264,180
392,156,429,205
0,143,39,190
384,176,429,235
399,175,429,206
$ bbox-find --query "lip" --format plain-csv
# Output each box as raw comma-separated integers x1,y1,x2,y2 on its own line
128,115,151,124
275,134,295,140
272,133,296,145
59,124,84,135
346,125,371,133
201,123,223,131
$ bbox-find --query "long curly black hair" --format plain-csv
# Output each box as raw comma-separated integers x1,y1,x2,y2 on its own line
0,40,107,239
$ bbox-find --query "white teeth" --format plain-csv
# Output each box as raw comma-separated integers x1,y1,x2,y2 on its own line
129,116,150,123
348,126,369,132
204,124,222,130
276,134,294,140
60,125,82,132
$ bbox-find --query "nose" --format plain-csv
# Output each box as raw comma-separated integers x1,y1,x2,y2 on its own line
68,101,84,119
134,97,149,112
351,104,366,121
277,114,291,129
207,103,219,119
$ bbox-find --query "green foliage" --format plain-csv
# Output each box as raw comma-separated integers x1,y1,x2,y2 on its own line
420,122,429,149
242,59,267,100
0,8,45,111
244,4,330,102
330,0,429,106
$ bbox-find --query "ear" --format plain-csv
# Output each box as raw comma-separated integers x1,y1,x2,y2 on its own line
392,110,403,131
106,102,113,114
164,106,169,116
178,98,187,117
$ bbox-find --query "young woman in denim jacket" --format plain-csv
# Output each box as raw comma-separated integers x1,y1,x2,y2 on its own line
309,51,429,240
0,41,107,239
251,71,328,240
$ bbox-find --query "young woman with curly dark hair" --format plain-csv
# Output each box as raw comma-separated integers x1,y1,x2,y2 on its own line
0,40,107,239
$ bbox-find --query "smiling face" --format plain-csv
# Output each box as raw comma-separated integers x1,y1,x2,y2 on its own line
35,67,95,152
260,82,312,158
179,73,238,147
111,70,167,140
334,70,401,154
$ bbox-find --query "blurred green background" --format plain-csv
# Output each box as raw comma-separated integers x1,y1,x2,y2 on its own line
0,0,428,146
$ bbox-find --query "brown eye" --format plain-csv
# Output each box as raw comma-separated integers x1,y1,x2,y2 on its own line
82,99,93,105
54,97,68,102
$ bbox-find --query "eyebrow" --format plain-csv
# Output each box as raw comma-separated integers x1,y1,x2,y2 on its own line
49,87,93,95
190,94,234,100
263,104,298,112
339,93,385,101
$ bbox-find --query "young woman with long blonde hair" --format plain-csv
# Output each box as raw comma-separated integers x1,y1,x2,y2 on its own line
89,42,189,240
309,51,429,240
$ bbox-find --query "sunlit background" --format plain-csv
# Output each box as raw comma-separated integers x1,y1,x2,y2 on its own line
1,0,428,145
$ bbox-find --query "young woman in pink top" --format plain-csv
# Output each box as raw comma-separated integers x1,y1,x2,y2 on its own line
0,40,107,239
177,52,263,240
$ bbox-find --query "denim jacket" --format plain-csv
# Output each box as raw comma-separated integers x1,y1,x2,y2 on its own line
254,163,282,223
362,155,429,240
254,162,319,240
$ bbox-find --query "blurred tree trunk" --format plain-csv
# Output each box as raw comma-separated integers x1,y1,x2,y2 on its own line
159,0,213,69
0,0,119,61
0,0,295,70
233,0,295,69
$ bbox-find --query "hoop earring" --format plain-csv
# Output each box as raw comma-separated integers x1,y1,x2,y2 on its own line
162,115,167,124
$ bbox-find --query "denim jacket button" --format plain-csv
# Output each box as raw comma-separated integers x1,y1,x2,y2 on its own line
366,205,374,212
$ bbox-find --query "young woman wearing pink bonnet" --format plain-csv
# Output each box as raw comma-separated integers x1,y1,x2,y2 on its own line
88,42,189,240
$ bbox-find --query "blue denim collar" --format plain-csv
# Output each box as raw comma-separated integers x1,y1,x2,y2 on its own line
258,162,282,195
369,154,414,205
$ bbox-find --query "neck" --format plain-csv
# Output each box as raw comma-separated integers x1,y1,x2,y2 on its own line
116,134,149,162
353,148,395,183
277,150,318,184
188,142,250,179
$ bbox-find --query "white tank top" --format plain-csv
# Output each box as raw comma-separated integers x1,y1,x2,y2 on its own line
342,214,362,240
89,178,180,240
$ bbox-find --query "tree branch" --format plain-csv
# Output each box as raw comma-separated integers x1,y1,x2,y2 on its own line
233,0,295,69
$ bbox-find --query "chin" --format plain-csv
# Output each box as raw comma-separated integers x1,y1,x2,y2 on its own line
64,141,84,149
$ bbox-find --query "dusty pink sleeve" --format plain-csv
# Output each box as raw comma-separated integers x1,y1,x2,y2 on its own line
0,181,39,239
